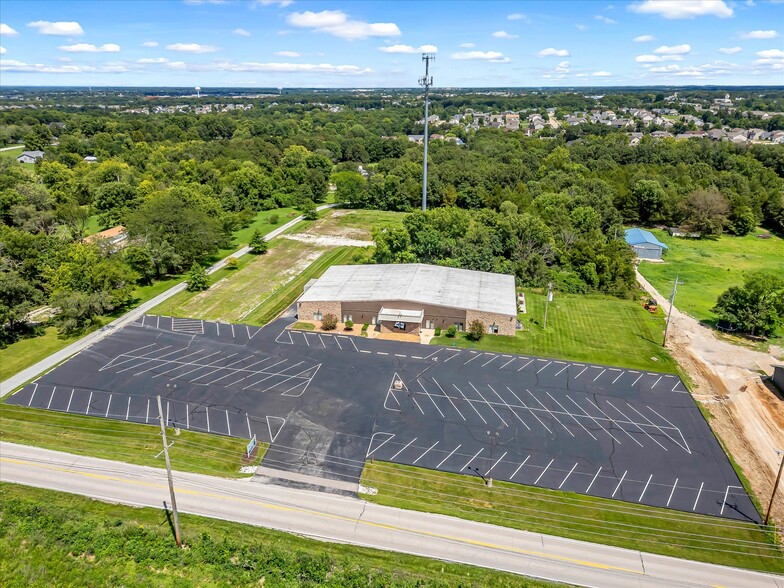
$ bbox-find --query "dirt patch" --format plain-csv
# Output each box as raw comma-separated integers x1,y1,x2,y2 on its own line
637,269,784,527
281,233,373,248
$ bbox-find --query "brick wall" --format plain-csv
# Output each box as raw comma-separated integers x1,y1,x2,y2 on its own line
465,310,517,336
341,300,466,330
297,300,341,322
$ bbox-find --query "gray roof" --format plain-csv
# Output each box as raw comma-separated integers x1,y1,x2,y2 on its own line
18,150,44,158
299,264,517,316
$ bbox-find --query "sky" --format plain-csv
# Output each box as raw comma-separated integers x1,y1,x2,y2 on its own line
0,0,782,88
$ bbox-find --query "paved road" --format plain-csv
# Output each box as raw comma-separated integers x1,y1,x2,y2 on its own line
0,204,337,397
1,443,781,588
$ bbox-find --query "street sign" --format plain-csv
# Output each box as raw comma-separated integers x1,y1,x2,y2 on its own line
246,434,257,458
394,321,406,329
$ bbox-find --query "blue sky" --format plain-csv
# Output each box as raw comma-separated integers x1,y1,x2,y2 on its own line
0,0,782,87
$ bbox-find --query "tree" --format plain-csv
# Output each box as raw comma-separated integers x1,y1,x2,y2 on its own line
333,171,366,206
56,201,90,241
446,324,457,338
23,125,52,152
51,290,112,335
186,263,209,292
632,180,665,225
226,257,239,270
729,206,757,236
467,319,485,342
686,189,729,238
300,199,318,220
321,313,337,331
249,229,269,254
712,271,784,337
0,270,41,336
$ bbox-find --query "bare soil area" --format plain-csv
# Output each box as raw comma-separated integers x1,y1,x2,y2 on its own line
637,270,784,526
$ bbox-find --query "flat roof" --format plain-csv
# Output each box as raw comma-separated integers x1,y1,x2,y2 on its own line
378,307,424,323
299,263,517,316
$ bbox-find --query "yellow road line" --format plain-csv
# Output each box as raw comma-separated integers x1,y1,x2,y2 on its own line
1,456,642,575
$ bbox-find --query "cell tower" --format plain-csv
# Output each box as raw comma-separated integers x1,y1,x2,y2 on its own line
419,53,435,212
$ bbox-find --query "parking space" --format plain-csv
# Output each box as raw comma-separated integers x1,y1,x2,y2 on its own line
5,314,757,522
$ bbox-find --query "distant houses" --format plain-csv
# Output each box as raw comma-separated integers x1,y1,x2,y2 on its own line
624,228,669,260
84,225,128,251
16,150,44,164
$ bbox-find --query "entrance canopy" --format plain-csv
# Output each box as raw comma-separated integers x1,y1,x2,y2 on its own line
377,307,424,324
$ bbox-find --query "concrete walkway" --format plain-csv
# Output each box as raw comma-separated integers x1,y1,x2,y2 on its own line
0,204,337,397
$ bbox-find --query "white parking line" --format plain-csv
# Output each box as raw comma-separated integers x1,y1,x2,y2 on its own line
412,355,424,360
652,375,662,388
395,354,407,358
554,364,569,377
192,353,241,381
377,351,389,356
574,366,589,379
586,467,602,493
348,337,359,352
231,323,235,338
482,354,497,367
145,398,150,423
226,410,231,436
485,451,507,477
141,349,207,377
334,336,342,350
423,348,442,361
469,382,509,427
126,397,131,421
186,405,190,429
559,463,579,489
100,343,157,371
86,391,93,415
418,380,445,418
366,432,395,457
639,474,653,502
517,359,534,371
487,384,530,430
565,395,621,444
506,387,552,434
47,386,56,409
302,332,310,346
628,403,688,453
693,482,704,511
534,459,554,485
667,478,679,507
162,351,226,380
593,368,606,382
453,384,487,425
544,391,596,440
612,371,625,384
611,470,627,498
413,442,439,464
510,455,530,479
207,357,273,385
460,448,483,471
646,406,691,454
113,345,179,373
442,350,461,363
463,353,481,365
536,361,552,374
606,400,667,451
66,389,74,413
583,398,644,447
527,389,574,437
360,350,371,354
432,378,466,422
436,444,462,469
411,396,425,415
632,372,644,386
500,358,516,369
390,438,418,461
318,334,327,348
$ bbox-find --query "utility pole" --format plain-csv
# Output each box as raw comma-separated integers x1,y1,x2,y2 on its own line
662,275,685,346
543,283,553,330
156,395,182,547
764,449,784,526
419,52,435,212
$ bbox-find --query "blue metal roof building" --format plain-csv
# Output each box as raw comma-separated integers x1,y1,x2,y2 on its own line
624,228,669,260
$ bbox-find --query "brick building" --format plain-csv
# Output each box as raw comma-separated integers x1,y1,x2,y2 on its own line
297,264,518,336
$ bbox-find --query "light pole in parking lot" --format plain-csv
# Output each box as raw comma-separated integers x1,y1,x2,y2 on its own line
763,449,784,526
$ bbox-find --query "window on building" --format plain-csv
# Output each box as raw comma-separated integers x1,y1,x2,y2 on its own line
489,324,499,334
314,311,323,321
456,322,464,332
371,316,376,325
342,314,353,323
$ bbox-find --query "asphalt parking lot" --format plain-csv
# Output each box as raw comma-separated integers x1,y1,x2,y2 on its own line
6,313,759,522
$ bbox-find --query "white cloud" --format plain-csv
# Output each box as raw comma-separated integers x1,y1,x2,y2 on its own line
507,13,528,21
575,23,588,30
595,15,618,24
650,64,682,72
741,29,778,39
537,47,570,57
0,24,19,36
757,48,784,58
0,46,5,54
274,50,301,57
492,30,518,39
556,60,570,73
629,1,733,19
451,50,510,63
634,34,655,42
255,0,294,6
233,28,251,37
379,44,437,54
58,43,120,53
184,0,229,4
654,43,691,54
592,70,612,76
166,42,218,53
142,41,159,47
164,59,373,75
287,10,401,40
27,20,84,35
136,57,169,63
718,46,742,54
459,42,475,48
636,53,684,62
0,59,128,74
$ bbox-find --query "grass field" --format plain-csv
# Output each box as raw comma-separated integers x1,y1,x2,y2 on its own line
0,483,558,588
638,228,784,324
0,404,265,478
0,145,25,159
432,291,678,373
287,208,405,239
361,462,783,573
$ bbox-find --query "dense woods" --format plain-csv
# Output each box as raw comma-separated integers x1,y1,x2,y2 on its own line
1,89,783,343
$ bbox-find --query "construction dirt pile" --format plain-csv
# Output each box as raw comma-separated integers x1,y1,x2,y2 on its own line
636,270,784,526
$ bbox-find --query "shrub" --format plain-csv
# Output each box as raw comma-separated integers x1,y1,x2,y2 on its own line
344,319,354,331
467,319,485,342
446,325,457,338
361,323,369,332
268,214,279,225
434,326,441,336
186,262,208,292
321,313,337,331
300,199,318,220
226,257,239,270
249,229,269,254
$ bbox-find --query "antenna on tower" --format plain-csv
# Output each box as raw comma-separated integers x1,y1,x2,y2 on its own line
419,52,435,212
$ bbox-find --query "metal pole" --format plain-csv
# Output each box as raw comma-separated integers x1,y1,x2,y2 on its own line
157,394,182,547
543,283,553,330
764,450,784,526
663,274,682,346
419,53,434,212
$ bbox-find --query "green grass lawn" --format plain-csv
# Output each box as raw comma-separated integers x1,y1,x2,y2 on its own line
0,483,559,588
0,145,25,158
83,212,101,236
0,404,265,478
638,228,784,324
432,291,678,373
361,462,783,573
287,208,405,239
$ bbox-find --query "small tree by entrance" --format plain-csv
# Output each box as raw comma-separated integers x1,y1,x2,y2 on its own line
467,319,485,342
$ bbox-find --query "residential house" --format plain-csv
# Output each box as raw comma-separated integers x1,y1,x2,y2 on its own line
504,113,520,131
624,228,669,260
16,150,44,164
84,225,128,251
83,155,98,163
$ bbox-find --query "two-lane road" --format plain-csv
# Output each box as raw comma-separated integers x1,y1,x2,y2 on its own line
0,442,781,588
